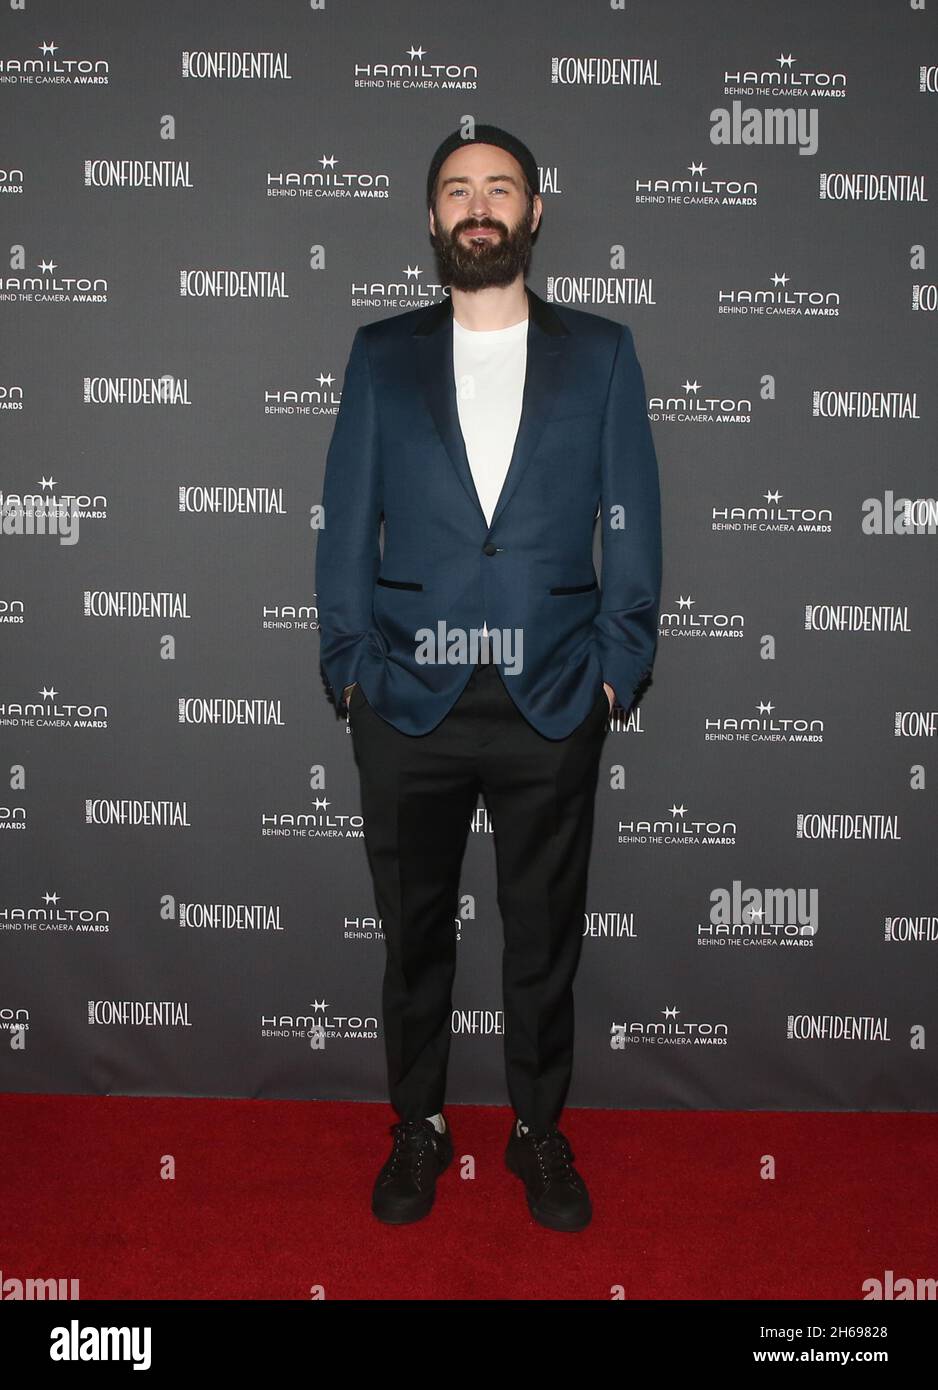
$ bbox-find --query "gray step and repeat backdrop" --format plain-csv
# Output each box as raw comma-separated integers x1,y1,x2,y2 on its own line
2,1,936,1112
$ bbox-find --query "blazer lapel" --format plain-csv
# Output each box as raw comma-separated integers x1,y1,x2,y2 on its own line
414,285,570,529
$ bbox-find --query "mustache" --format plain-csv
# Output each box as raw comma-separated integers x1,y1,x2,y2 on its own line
454,219,507,235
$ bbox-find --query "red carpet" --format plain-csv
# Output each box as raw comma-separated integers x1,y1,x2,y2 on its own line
1,1094,935,1300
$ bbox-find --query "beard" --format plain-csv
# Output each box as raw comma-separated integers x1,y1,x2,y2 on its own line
429,204,536,291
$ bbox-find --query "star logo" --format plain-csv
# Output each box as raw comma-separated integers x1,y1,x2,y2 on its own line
757,701,775,715
676,595,694,609
764,490,782,504
316,372,334,388
43,891,61,905
669,803,688,818
406,45,426,61
38,476,57,491
404,264,421,280
771,272,790,287
39,41,58,56
776,54,795,68
39,687,58,700
38,260,58,274
682,379,700,394
661,1006,680,1019
688,162,706,175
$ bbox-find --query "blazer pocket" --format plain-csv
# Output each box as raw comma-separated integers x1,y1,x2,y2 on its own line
376,577,423,590
549,579,598,595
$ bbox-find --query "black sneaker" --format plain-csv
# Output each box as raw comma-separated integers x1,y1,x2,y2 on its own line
371,1116,453,1224
505,1121,592,1232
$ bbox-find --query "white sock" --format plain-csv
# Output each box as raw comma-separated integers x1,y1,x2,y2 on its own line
516,1119,530,1137
425,1113,446,1134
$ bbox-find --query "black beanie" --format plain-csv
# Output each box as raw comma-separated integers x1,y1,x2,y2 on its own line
426,124,539,209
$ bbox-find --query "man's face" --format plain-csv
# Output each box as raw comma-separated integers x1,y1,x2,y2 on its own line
428,142,542,291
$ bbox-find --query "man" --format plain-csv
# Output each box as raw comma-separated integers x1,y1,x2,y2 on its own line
315,124,662,1232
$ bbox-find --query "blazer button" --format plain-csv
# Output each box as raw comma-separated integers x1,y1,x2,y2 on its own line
482,542,498,555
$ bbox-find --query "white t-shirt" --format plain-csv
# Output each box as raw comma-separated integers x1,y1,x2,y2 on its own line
452,314,528,636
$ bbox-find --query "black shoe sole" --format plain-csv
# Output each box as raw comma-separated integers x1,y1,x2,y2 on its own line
505,1145,593,1233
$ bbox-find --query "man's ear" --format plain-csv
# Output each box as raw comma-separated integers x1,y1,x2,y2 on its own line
531,194,543,234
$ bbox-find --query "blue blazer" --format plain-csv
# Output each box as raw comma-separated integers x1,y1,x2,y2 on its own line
315,285,662,739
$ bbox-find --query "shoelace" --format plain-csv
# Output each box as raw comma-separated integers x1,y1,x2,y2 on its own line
383,1118,435,1176
529,1128,583,1190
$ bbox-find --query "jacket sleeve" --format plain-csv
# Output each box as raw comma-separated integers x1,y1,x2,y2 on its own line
314,326,383,711
592,324,662,710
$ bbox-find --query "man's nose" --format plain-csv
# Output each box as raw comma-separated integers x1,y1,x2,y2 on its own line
467,192,494,218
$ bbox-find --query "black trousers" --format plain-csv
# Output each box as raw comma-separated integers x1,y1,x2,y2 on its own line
348,658,609,1133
